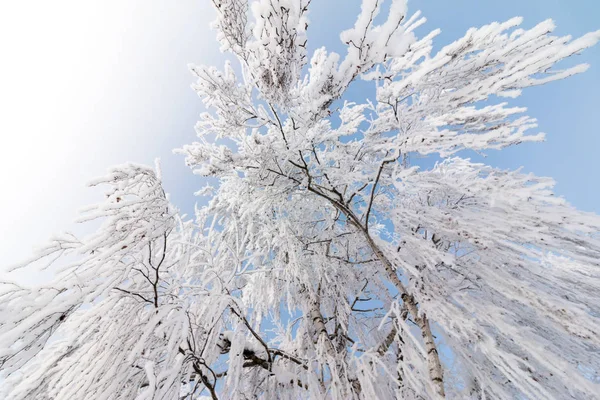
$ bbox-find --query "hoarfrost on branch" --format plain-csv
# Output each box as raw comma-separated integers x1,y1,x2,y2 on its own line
2,1,600,399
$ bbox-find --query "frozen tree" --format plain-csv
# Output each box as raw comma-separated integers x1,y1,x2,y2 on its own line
2,0,600,399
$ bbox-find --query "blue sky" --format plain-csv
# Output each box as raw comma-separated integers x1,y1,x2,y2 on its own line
306,0,600,213
1,0,599,271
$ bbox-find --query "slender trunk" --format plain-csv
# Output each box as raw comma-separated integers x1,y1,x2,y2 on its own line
308,300,336,356
305,179,445,396
377,324,406,394
420,314,444,393
363,230,445,398
308,299,358,398
377,325,398,356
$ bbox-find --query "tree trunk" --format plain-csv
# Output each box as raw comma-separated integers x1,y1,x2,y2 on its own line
308,299,357,398
363,230,446,398
311,184,446,397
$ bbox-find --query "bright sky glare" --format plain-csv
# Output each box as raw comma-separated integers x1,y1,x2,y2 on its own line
0,0,220,268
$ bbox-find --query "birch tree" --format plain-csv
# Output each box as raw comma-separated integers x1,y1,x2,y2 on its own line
2,0,600,399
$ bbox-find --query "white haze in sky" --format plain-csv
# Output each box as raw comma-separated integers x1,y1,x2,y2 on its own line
0,1,219,270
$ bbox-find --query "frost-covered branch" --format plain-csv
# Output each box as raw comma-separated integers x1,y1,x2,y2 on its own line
3,1,600,399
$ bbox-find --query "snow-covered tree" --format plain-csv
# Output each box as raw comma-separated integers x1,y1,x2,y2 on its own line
2,1,600,399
